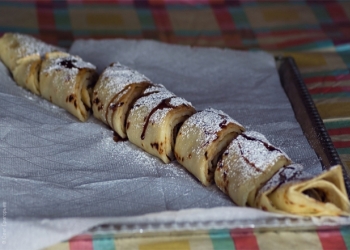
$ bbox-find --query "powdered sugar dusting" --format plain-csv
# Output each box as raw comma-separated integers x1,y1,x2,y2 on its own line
169,96,192,107
98,134,187,178
132,88,174,125
98,62,150,95
182,108,242,146
42,55,96,73
41,55,96,97
98,136,162,169
238,135,280,170
147,96,192,125
224,131,289,181
149,108,172,125
244,131,268,142
257,164,311,195
143,83,166,94
11,33,62,58
134,89,174,111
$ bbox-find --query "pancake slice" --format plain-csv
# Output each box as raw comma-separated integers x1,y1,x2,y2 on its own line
214,131,291,206
255,164,350,216
12,52,70,95
12,54,42,95
39,52,97,121
92,63,151,137
127,87,196,163
0,32,61,72
175,108,245,186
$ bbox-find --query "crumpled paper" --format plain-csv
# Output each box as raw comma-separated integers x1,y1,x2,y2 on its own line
0,39,338,250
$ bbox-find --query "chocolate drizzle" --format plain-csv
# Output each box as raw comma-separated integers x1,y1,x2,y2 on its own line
241,134,282,153
257,164,310,197
264,165,301,195
217,152,227,169
238,143,263,172
138,90,159,100
140,97,176,140
219,119,227,128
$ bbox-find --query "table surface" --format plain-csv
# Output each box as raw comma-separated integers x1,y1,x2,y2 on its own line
1,1,350,249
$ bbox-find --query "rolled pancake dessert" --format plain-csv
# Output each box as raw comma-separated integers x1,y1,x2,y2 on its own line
175,108,245,186
12,54,42,95
92,63,151,138
0,32,61,72
39,52,97,122
12,52,71,95
215,131,291,206
255,164,350,216
127,86,196,163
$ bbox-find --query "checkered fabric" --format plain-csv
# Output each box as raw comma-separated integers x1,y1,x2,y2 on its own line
44,228,350,250
1,1,350,249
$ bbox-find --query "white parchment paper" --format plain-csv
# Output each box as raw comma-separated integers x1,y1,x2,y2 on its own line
1,39,347,250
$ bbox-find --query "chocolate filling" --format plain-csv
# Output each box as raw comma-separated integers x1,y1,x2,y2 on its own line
303,189,328,202
124,84,152,130
59,59,78,69
83,102,90,112
209,152,223,178
172,122,184,147
105,85,131,124
36,61,42,92
206,131,240,184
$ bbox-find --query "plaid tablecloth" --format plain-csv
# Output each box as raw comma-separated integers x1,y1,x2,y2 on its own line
1,1,350,249
44,228,350,250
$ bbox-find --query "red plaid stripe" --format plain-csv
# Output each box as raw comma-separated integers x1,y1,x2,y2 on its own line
212,6,235,31
317,230,348,250
152,7,172,32
325,2,348,23
36,0,57,44
230,230,259,250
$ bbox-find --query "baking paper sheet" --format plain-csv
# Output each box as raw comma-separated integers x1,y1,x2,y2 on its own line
1,39,346,250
